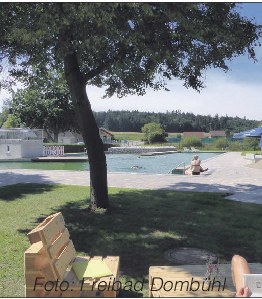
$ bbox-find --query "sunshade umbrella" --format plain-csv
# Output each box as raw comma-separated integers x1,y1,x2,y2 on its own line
233,126,262,138
233,126,262,154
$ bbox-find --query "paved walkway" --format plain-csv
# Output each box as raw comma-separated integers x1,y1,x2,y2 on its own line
0,152,262,204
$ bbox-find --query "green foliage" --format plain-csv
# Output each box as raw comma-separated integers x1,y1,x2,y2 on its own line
2,114,19,129
243,137,260,151
141,122,167,144
0,3,260,95
0,106,10,128
229,141,243,151
214,138,229,149
241,151,261,156
180,136,203,148
148,132,167,143
112,132,143,141
11,69,79,141
94,110,260,133
177,133,182,138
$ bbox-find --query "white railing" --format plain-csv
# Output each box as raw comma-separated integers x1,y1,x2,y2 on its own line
43,146,64,157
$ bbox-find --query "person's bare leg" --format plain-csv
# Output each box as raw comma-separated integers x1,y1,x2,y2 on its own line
231,255,251,293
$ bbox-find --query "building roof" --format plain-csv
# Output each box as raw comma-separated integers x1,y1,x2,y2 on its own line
209,130,226,137
99,128,114,137
183,132,205,138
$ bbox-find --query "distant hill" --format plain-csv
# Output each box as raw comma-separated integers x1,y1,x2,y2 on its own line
93,110,260,136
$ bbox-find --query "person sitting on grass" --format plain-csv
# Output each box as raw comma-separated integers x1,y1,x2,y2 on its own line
185,154,208,175
231,255,250,297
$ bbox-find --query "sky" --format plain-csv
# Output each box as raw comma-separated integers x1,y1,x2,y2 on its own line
1,2,262,121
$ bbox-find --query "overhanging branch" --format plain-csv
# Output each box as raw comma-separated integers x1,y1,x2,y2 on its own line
84,61,112,82
84,45,130,82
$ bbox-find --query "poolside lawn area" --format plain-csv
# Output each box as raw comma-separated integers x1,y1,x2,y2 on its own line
1,183,262,297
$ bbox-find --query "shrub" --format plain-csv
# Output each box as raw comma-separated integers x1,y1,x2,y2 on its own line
228,141,243,151
243,137,260,151
180,136,202,148
214,138,229,149
141,122,167,144
148,132,167,143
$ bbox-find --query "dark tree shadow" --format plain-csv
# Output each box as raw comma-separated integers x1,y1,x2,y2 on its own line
0,182,56,202
16,184,262,297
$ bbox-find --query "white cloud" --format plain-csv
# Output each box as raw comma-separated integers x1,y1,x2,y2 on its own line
86,70,262,121
1,68,261,121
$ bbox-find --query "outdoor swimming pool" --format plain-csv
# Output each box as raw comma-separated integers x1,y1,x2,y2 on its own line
0,152,221,174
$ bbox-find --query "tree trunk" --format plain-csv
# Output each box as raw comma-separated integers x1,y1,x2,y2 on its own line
64,52,109,209
54,128,59,143
45,129,55,143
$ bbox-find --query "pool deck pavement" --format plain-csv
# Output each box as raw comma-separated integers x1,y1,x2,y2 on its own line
0,152,262,204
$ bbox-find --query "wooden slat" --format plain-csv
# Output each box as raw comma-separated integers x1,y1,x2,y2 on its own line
103,256,120,278
40,213,66,245
25,212,120,298
25,256,50,272
47,228,70,260
25,288,47,297
25,273,45,288
27,213,62,245
41,263,56,281
53,240,76,279
98,256,120,285
24,241,44,257
149,263,262,297
63,256,91,290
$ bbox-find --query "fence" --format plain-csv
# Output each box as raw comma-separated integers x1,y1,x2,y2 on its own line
0,128,43,140
43,146,64,157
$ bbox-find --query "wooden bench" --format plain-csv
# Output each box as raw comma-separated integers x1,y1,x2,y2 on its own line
24,212,120,297
149,263,262,297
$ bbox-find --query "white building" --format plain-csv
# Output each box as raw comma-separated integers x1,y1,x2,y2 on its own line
58,129,114,144
0,128,43,159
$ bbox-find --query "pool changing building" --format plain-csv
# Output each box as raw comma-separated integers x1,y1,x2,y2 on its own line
0,128,43,159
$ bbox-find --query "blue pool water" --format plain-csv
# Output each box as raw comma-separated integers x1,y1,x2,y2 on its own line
0,152,221,174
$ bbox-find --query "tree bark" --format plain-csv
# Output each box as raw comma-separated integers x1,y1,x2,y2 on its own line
54,127,59,143
45,129,55,143
64,52,109,209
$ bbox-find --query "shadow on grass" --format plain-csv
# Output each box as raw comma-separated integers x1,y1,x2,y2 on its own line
0,183,57,202
27,189,262,277
17,186,262,297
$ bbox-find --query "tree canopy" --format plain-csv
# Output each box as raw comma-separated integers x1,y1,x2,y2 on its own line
93,110,260,135
141,122,167,143
0,2,260,208
1,3,260,92
11,69,78,142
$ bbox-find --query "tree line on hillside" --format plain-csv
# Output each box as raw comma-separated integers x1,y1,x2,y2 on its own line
0,105,260,137
93,110,260,135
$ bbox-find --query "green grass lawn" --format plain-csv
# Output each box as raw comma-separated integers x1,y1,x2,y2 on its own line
111,132,144,141
1,184,262,297
241,150,261,156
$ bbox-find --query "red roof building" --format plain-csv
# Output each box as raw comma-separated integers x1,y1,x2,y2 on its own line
209,131,226,138
183,132,205,138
